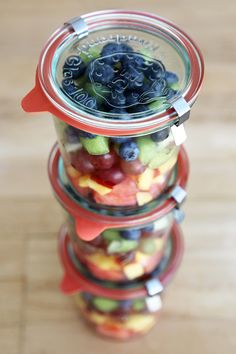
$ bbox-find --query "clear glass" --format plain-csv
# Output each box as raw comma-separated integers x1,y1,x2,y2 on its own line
54,117,179,209
65,211,174,282
75,291,161,340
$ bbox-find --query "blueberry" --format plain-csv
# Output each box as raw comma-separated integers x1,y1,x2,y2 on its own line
65,125,80,144
151,128,170,142
122,66,144,90
122,53,145,69
82,292,93,301
63,55,86,79
61,79,78,95
142,224,155,233
109,108,130,120
87,59,114,85
120,300,133,310
119,141,140,161
109,76,127,93
78,130,97,139
146,61,166,81
111,136,132,143
108,91,126,107
70,88,98,110
130,104,149,113
151,79,168,96
165,71,179,85
126,91,140,106
121,228,142,240
82,96,98,110
166,88,177,100
101,42,133,64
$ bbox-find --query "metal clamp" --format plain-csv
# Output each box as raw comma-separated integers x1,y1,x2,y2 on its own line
64,17,88,38
171,185,187,205
145,278,164,296
172,96,191,126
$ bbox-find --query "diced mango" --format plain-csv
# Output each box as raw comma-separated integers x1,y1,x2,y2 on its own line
123,263,144,280
89,311,107,325
138,168,155,191
136,192,153,206
153,173,166,184
154,238,164,251
87,253,121,271
78,175,112,195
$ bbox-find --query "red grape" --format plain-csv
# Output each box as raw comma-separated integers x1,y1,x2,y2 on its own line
120,159,146,175
70,149,95,174
89,150,117,170
95,167,125,186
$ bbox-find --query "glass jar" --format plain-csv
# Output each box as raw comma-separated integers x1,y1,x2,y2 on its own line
67,212,173,282
22,10,204,210
58,222,184,340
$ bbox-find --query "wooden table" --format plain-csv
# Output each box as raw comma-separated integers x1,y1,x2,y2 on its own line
1,1,236,353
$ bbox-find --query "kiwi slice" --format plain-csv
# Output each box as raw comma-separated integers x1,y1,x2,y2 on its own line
80,136,109,155
137,137,157,166
107,240,138,254
102,230,122,242
92,297,119,312
132,299,146,311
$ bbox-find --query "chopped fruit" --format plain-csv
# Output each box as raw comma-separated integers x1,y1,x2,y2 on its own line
66,165,80,178
120,159,146,175
158,152,178,174
86,253,120,270
146,61,166,81
64,125,80,144
92,297,119,312
88,312,107,325
137,137,157,166
119,141,140,161
102,230,122,242
94,177,137,206
165,71,179,85
97,323,131,340
124,314,156,331
136,192,153,206
151,128,170,142
135,251,150,263
80,136,109,155
123,263,144,279
120,229,141,241
132,299,146,311
89,150,117,169
138,168,155,191
153,173,166,184
87,59,115,85
95,167,125,186
139,239,157,255
148,149,173,169
142,224,155,233
70,149,95,174
107,240,138,254
84,82,109,104
78,175,112,195
155,238,164,251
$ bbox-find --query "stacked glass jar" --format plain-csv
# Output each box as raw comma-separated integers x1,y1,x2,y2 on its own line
22,10,204,340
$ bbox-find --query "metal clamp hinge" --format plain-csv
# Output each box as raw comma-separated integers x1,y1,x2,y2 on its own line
171,185,187,205
64,17,88,38
172,96,191,126
145,278,164,296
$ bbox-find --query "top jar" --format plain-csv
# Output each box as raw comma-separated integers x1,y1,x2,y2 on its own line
22,11,203,209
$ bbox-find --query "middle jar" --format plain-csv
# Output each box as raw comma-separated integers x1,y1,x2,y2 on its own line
22,11,204,211
48,144,188,282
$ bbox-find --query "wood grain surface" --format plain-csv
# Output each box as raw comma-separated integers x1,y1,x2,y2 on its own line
0,0,236,353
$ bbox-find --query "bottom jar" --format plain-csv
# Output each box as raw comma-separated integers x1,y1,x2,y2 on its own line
59,222,184,340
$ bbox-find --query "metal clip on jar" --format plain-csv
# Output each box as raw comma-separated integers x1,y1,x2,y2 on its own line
49,144,189,282
22,10,203,211
58,223,184,340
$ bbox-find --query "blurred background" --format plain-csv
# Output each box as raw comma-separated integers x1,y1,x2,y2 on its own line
0,0,236,353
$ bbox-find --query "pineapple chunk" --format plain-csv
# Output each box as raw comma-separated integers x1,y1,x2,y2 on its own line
67,166,80,178
87,253,121,271
124,314,156,331
78,175,112,195
136,192,153,206
138,168,155,191
123,263,144,279
158,152,178,174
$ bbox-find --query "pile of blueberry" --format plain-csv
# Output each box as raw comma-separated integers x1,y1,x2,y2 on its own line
61,42,179,118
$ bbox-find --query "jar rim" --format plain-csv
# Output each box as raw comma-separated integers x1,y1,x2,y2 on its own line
27,10,204,136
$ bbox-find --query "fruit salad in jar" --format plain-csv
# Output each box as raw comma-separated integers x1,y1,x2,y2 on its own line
55,117,179,208
53,39,181,208
66,213,174,282
75,292,162,340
